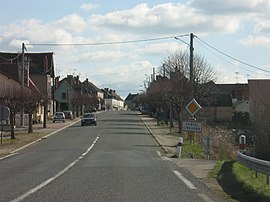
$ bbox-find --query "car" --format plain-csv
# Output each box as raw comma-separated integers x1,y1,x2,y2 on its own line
53,112,65,123
63,110,74,120
81,113,97,126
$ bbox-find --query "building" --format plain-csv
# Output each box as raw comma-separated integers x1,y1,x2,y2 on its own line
0,51,55,123
103,88,124,110
54,75,104,116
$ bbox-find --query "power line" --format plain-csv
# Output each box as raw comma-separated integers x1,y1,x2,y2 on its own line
25,34,189,46
195,36,270,74
195,39,260,75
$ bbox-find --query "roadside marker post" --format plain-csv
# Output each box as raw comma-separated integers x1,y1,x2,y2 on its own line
176,137,184,158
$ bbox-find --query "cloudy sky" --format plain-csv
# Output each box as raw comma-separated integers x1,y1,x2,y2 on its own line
1,0,270,98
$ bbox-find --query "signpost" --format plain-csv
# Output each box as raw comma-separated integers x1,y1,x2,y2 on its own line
203,136,213,160
182,121,202,132
185,98,201,117
0,105,10,144
184,98,202,145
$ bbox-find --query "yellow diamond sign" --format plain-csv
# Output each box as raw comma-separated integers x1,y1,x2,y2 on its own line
185,98,201,117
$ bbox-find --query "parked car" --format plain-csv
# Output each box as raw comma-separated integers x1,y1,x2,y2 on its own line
81,113,97,126
53,112,65,123
63,110,74,120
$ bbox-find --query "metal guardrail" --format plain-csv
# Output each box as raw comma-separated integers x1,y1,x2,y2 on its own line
237,151,270,184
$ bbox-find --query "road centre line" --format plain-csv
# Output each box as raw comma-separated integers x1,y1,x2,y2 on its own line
173,170,197,190
10,136,99,202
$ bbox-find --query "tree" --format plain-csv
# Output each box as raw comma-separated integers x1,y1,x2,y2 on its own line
0,85,24,139
144,50,217,133
23,90,42,133
161,51,217,105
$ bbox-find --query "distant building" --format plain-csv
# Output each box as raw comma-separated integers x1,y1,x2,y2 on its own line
54,75,104,116
102,88,124,110
125,93,139,110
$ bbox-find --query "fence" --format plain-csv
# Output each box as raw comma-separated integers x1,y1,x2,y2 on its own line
237,151,270,185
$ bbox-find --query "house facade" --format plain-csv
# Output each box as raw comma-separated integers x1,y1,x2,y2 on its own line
0,52,55,124
54,75,104,116
103,88,124,110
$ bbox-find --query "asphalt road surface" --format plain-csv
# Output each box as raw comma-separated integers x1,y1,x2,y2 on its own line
0,110,226,202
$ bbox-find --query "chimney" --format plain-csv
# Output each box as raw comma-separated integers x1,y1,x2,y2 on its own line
67,75,73,85
76,75,79,85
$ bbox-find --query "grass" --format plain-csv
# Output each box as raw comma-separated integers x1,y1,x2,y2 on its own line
0,131,50,157
210,160,270,202
182,139,205,159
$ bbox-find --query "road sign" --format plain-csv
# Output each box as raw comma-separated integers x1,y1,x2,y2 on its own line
185,98,201,117
0,105,10,121
182,121,202,132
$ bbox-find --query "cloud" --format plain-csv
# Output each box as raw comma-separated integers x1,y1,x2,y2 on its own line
254,20,270,34
240,35,270,47
189,0,269,15
53,14,87,33
80,3,98,12
88,2,243,35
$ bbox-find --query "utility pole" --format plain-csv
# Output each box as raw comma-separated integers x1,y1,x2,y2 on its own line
189,33,194,99
20,43,25,126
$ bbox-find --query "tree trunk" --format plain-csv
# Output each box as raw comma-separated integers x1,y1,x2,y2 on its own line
10,113,15,139
43,104,47,128
28,112,33,133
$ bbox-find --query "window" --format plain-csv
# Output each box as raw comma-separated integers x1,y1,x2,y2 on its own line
62,92,67,100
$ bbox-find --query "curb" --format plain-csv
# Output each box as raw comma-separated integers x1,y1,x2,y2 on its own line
138,113,170,154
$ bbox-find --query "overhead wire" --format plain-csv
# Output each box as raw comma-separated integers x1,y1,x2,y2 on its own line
195,39,260,75
195,36,270,74
25,34,189,46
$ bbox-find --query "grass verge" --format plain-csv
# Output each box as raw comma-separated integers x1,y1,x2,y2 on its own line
0,131,50,157
210,160,270,202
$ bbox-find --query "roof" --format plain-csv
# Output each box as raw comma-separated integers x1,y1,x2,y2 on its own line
0,52,54,77
125,93,138,102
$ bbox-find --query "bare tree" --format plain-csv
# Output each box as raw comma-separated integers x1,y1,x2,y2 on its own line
0,85,24,139
143,50,217,133
23,90,42,133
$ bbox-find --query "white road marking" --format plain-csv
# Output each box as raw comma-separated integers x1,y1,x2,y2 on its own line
157,151,171,161
173,170,197,190
9,136,99,202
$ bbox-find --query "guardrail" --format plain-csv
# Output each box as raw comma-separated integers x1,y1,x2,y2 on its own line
237,151,270,185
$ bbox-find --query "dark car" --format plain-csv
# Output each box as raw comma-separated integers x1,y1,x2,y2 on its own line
81,113,97,126
63,110,74,120
53,112,65,123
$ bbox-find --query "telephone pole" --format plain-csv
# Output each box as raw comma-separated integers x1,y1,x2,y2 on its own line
189,33,194,99
20,43,25,126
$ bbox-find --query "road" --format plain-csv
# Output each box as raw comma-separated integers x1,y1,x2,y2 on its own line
0,110,226,202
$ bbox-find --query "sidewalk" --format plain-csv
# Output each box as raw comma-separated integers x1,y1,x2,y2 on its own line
140,114,216,180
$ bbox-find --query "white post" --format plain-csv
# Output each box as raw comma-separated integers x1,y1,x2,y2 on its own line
176,137,184,158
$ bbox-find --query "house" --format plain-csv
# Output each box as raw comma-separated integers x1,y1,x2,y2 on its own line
103,88,124,110
248,79,270,123
125,93,139,110
54,75,104,116
0,52,55,124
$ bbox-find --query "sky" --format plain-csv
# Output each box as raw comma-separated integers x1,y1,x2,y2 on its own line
1,0,270,99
